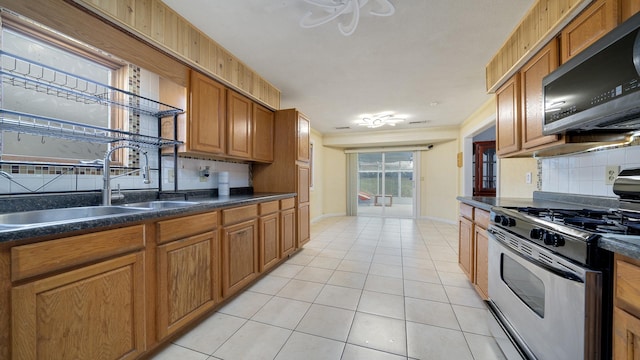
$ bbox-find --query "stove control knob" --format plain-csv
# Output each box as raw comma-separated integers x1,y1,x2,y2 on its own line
543,232,565,247
500,217,516,227
493,215,504,225
530,228,543,240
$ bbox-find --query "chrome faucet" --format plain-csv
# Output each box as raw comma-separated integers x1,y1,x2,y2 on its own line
103,145,151,206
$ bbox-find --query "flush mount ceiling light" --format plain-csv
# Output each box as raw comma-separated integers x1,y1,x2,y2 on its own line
356,113,405,128
299,0,395,36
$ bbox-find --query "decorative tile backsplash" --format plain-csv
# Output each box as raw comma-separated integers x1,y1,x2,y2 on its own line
540,145,640,197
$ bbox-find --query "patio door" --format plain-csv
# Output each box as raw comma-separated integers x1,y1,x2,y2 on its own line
354,151,416,218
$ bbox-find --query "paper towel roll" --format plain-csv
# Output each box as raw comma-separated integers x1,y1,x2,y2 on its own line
218,171,229,196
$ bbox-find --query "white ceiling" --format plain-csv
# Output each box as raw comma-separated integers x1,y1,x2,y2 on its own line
161,0,533,139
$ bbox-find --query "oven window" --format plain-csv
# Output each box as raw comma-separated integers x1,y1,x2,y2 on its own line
501,254,545,317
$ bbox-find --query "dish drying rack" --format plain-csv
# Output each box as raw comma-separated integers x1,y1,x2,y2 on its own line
0,51,185,191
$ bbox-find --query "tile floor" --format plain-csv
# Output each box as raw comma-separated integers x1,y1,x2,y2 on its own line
151,216,507,360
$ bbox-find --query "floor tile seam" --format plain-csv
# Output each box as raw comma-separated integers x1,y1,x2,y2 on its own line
405,318,463,334
403,294,453,306
344,331,408,358
168,341,218,357
343,342,411,359
195,316,250,357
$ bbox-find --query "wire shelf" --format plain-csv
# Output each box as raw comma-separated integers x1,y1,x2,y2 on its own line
0,51,183,117
0,110,182,148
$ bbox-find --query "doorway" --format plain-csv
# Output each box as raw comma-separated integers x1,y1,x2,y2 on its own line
353,151,416,218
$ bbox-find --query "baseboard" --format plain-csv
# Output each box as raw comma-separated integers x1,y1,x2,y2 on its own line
311,212,347,223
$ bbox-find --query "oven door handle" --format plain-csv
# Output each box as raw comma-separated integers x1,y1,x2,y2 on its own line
489,229,584,283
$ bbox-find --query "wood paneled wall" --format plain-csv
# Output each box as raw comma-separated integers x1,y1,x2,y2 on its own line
486,0,591,93
73,0,280,109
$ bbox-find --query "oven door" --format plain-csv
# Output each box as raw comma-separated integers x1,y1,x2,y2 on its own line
487,226,602,360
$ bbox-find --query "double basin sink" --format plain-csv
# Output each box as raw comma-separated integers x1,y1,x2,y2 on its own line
0,201,200,230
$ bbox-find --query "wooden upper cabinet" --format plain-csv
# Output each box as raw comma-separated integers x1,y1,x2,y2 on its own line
297,112,310,162
227,90,253,159
188,70,226,154
621,0,640,22
496,73,521,156
561,0,618,63
252,103,275,163
521,38,560,150
297,165,310,204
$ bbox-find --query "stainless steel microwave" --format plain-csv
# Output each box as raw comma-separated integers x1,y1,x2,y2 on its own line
543,11,640,135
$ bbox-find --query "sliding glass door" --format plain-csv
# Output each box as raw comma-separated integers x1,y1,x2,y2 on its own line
355,151,415,218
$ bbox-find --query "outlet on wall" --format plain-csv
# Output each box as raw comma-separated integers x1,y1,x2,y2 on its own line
605,165,620,185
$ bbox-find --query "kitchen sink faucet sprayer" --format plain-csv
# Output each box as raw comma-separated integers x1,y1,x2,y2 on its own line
103,145,151,206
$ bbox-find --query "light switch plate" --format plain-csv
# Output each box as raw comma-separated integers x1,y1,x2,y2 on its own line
605,165,619,185
525,172,532,184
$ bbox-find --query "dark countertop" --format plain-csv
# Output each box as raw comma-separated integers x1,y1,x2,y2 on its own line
0,193,295,245
457,192,640,260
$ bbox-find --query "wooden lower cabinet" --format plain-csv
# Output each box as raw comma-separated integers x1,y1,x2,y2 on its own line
156,231,218,340
458,203,490,299
458,215,473,279
613,253,640,359
280,207,296,257
259,212,280,272
12,251,146,360
474,226,489,299
221,219,259,297
297,203,310,247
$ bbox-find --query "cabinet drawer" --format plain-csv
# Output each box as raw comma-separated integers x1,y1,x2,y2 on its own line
11,225,145,282
280,198,295,210
157,211,218,244
615,255,640,318
259,201,279,216
475,209,490,229
222,204,258,226
459,203,473,220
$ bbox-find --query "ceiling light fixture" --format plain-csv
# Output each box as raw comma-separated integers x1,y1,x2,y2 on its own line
299,0,395,36
356,113,405,128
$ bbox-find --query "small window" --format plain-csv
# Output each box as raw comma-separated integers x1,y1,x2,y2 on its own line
0,13,127,164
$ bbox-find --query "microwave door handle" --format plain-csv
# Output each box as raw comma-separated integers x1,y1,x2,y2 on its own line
489,232,584,283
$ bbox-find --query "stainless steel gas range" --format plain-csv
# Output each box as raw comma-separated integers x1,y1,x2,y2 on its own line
487,169,640,359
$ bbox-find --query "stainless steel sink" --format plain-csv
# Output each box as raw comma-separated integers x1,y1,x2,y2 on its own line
0,206,147,226
122,200,200,210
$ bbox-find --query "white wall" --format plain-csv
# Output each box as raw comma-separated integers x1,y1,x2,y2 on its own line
421,140,459,223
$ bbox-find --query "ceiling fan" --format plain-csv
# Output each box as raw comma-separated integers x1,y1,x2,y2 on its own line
299,0,396,36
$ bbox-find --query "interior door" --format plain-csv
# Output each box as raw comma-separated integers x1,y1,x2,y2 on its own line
356,151,415,218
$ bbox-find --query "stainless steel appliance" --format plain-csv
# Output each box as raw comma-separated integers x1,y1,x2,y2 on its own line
487,207,610,359
487,172,640,359
542,10,640,134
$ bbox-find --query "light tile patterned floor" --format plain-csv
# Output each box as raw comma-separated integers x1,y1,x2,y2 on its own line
151,216,507,360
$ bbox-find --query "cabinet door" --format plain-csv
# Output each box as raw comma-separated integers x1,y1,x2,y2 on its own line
12,252,145,360
521,39,560,149
297,112,310,162
458,216,473,281
496,73,521,156
221,219,258,298
297,203,310,247
621,0,640,22
189,70,226,154
259,213,280,272
281,208,296,257
613,307,640,359
157,232,218,340
474,226,489,300
297,165,310,204
227,90,252,159
252,103,274,163
561,0,618,63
